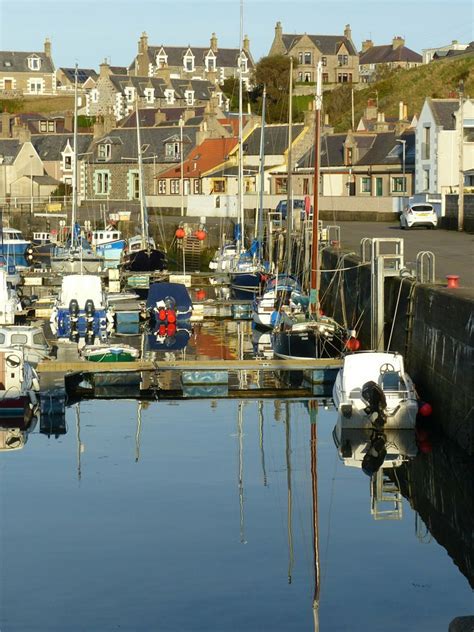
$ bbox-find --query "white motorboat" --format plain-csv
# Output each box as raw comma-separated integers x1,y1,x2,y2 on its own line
252,274,306,330
0,347,40,420
0,325,50,365
332,351,419,429
50,274,114,343
0,269,22,325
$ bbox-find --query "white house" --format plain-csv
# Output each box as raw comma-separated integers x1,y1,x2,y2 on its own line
415,97,474,212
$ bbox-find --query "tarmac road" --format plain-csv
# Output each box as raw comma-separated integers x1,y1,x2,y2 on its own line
334,221,474,288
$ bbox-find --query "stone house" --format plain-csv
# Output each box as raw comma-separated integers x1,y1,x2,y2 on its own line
415,97,474,205
268,22,359,87
421,40,470,64
0,38,56,97
56,67,98,92
359,37,422,83
86,61,226,121
129,32,254,87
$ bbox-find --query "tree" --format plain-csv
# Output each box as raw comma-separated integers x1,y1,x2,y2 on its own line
221,77,251,112
251,55,297,123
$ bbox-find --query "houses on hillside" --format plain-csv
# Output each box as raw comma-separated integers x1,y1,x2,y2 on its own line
359,37,422,83
0,38,56,97
269,22,359,86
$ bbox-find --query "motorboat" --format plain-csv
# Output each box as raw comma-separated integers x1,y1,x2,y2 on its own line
81,343,139,363
208,242,238,275
0,325,50,365
332,351,419,429
50,234,104,274
0,269,22,325
252,274,306,330
121,235,167,272
0,227,31,269
146,322,192,352
146,282,193,324
90,227,126,269
0,347,40,431
50,274,114,343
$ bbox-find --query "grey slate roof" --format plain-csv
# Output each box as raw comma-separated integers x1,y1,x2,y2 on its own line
429,99,458,130
31,134,93,160
359,45,422,64
119,107,206,128
130,45,254,71
281,34,357,57
0,139,21,165
109,74,168,98
32,174,60,185
91,125,200,164
358,131,415,166
0,50,55,73
244,124,305,156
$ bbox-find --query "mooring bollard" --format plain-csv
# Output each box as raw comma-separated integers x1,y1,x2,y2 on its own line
446,274,460,288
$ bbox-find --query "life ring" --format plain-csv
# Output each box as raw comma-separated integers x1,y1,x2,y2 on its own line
6,354,21,368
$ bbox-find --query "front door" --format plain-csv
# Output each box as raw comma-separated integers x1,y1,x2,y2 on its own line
375,177,383,197
4,79,13,90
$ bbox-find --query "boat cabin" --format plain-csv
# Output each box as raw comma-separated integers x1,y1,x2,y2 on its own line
91,229,122,246
0,326,50,365
128,235,156,253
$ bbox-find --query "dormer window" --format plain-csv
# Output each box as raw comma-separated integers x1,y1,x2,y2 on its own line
164,89,175,104
205,52,216,72
165,140,180,160
124,87,135,102
185,90,194,106
98,143,111,161
239,52,248,74
28,56,41,71
156,48,168,68
183,50,195,73
144,88,154,104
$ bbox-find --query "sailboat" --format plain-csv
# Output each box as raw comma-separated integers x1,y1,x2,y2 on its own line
121,101,167,272
51,65,104,274
271,62,350,360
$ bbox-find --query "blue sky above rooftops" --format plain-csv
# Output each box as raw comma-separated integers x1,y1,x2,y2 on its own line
0,0,472,69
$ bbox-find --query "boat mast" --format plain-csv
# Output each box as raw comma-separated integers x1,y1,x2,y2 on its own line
136,99,149,251
237,0,244,253
71,64,79,248
255,86,266,250
310,61,323,315
310,401,320,630
285,56,294,275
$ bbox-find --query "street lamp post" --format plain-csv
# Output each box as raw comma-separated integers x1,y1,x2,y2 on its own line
179,116,184,217
396,138,406,195
29,155,34,218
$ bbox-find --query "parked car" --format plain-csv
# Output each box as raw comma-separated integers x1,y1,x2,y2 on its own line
275,198,312,220
400,203,438,229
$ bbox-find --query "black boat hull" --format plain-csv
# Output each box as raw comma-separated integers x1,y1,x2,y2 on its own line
122,248,167,272
271,327,345,360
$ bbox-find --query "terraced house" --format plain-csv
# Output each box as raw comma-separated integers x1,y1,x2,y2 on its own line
0,39,56,97
268,22,359,86
130,31,254,87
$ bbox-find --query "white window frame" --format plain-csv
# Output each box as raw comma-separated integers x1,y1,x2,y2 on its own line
28,56,41,71
144,88,154,104
391,176,406,194
170,179,180,194
165,141,180,160
98,143,111,161
239,53,248,74
205,53,216,72
124,87,135,103
95,170,110,195
156,51,168,68
129,170,140,200
28,78,44,94
40,120,47,132
91,88,99,103
183,52,195,73
164,89,175,104
360,176,371,193
158,179,166,194
185,90,195,105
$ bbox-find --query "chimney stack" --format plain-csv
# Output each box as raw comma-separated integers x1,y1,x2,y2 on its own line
344,24,352,41
44,37,52,58
210,32,218,53
243,34,250,52
275,21,283,39
392,36,405,50
99,59,112,79
361,39,374,52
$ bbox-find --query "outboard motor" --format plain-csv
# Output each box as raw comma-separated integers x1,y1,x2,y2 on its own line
69,331,80,343
85,299,95,321
69,299,79,321
85,331,95,346
361,380,387,427
362,432,387,476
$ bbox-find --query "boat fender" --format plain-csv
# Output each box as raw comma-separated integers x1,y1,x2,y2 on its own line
167,323,176,337
158,308,167,322
167,309,176,324
418,401,433,417
158,324,167,336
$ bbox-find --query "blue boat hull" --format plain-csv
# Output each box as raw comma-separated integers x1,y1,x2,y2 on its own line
0,243,30,268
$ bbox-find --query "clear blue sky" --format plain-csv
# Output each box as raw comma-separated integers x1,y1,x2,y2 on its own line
0,0,472,68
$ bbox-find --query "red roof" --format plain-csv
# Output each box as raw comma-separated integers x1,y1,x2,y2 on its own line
157,136,238,179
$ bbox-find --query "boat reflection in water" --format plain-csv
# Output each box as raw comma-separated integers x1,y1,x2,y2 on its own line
146,322,192,352
333,411,418,520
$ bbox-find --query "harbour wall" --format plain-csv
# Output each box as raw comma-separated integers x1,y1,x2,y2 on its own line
321,248,474,455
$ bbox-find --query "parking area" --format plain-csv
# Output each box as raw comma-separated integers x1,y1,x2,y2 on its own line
335,221,474,287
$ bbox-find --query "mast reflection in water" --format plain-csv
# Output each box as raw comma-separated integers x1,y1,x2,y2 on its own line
0,398,472,632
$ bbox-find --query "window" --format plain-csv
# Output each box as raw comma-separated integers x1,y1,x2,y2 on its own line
185,90,194,105
40,120,47,132
463,127,474,143
298,72,303,82
0,333,4,344
158,179,166,194
361,177,371,193
144,88,154,104
165,141,180,160
129,171,140,199
322,56,327,67
98,143,111,160
303,178,309,195
12,334,28,344
338,54,349,66
304,52,312,65
91,89,99,103
205,54,216,72
322,73,329,83
48,121,55,132
156,52,168,68
212,179,226,193
183,53,194,72
28,56,40,70
391,177,406,193
164,89,174,104
95,171,110,195
304,72,312,82
33,332,47,346
63,155,72,170
193,179,200,194
28,79,44,94
124,87,135,102
337,73,351,83
170,179,180,194
422,126,431,159
423,169,430,191
298,53,303,65
239,53,248,73
275,177,287,194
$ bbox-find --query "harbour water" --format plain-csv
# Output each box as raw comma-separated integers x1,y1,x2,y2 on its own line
1,322,473,632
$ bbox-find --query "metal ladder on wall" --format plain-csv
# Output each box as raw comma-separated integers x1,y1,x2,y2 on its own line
370,468,403,521
404,251,436,357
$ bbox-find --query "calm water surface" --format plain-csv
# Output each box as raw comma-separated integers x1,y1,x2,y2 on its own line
0,395,472,632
